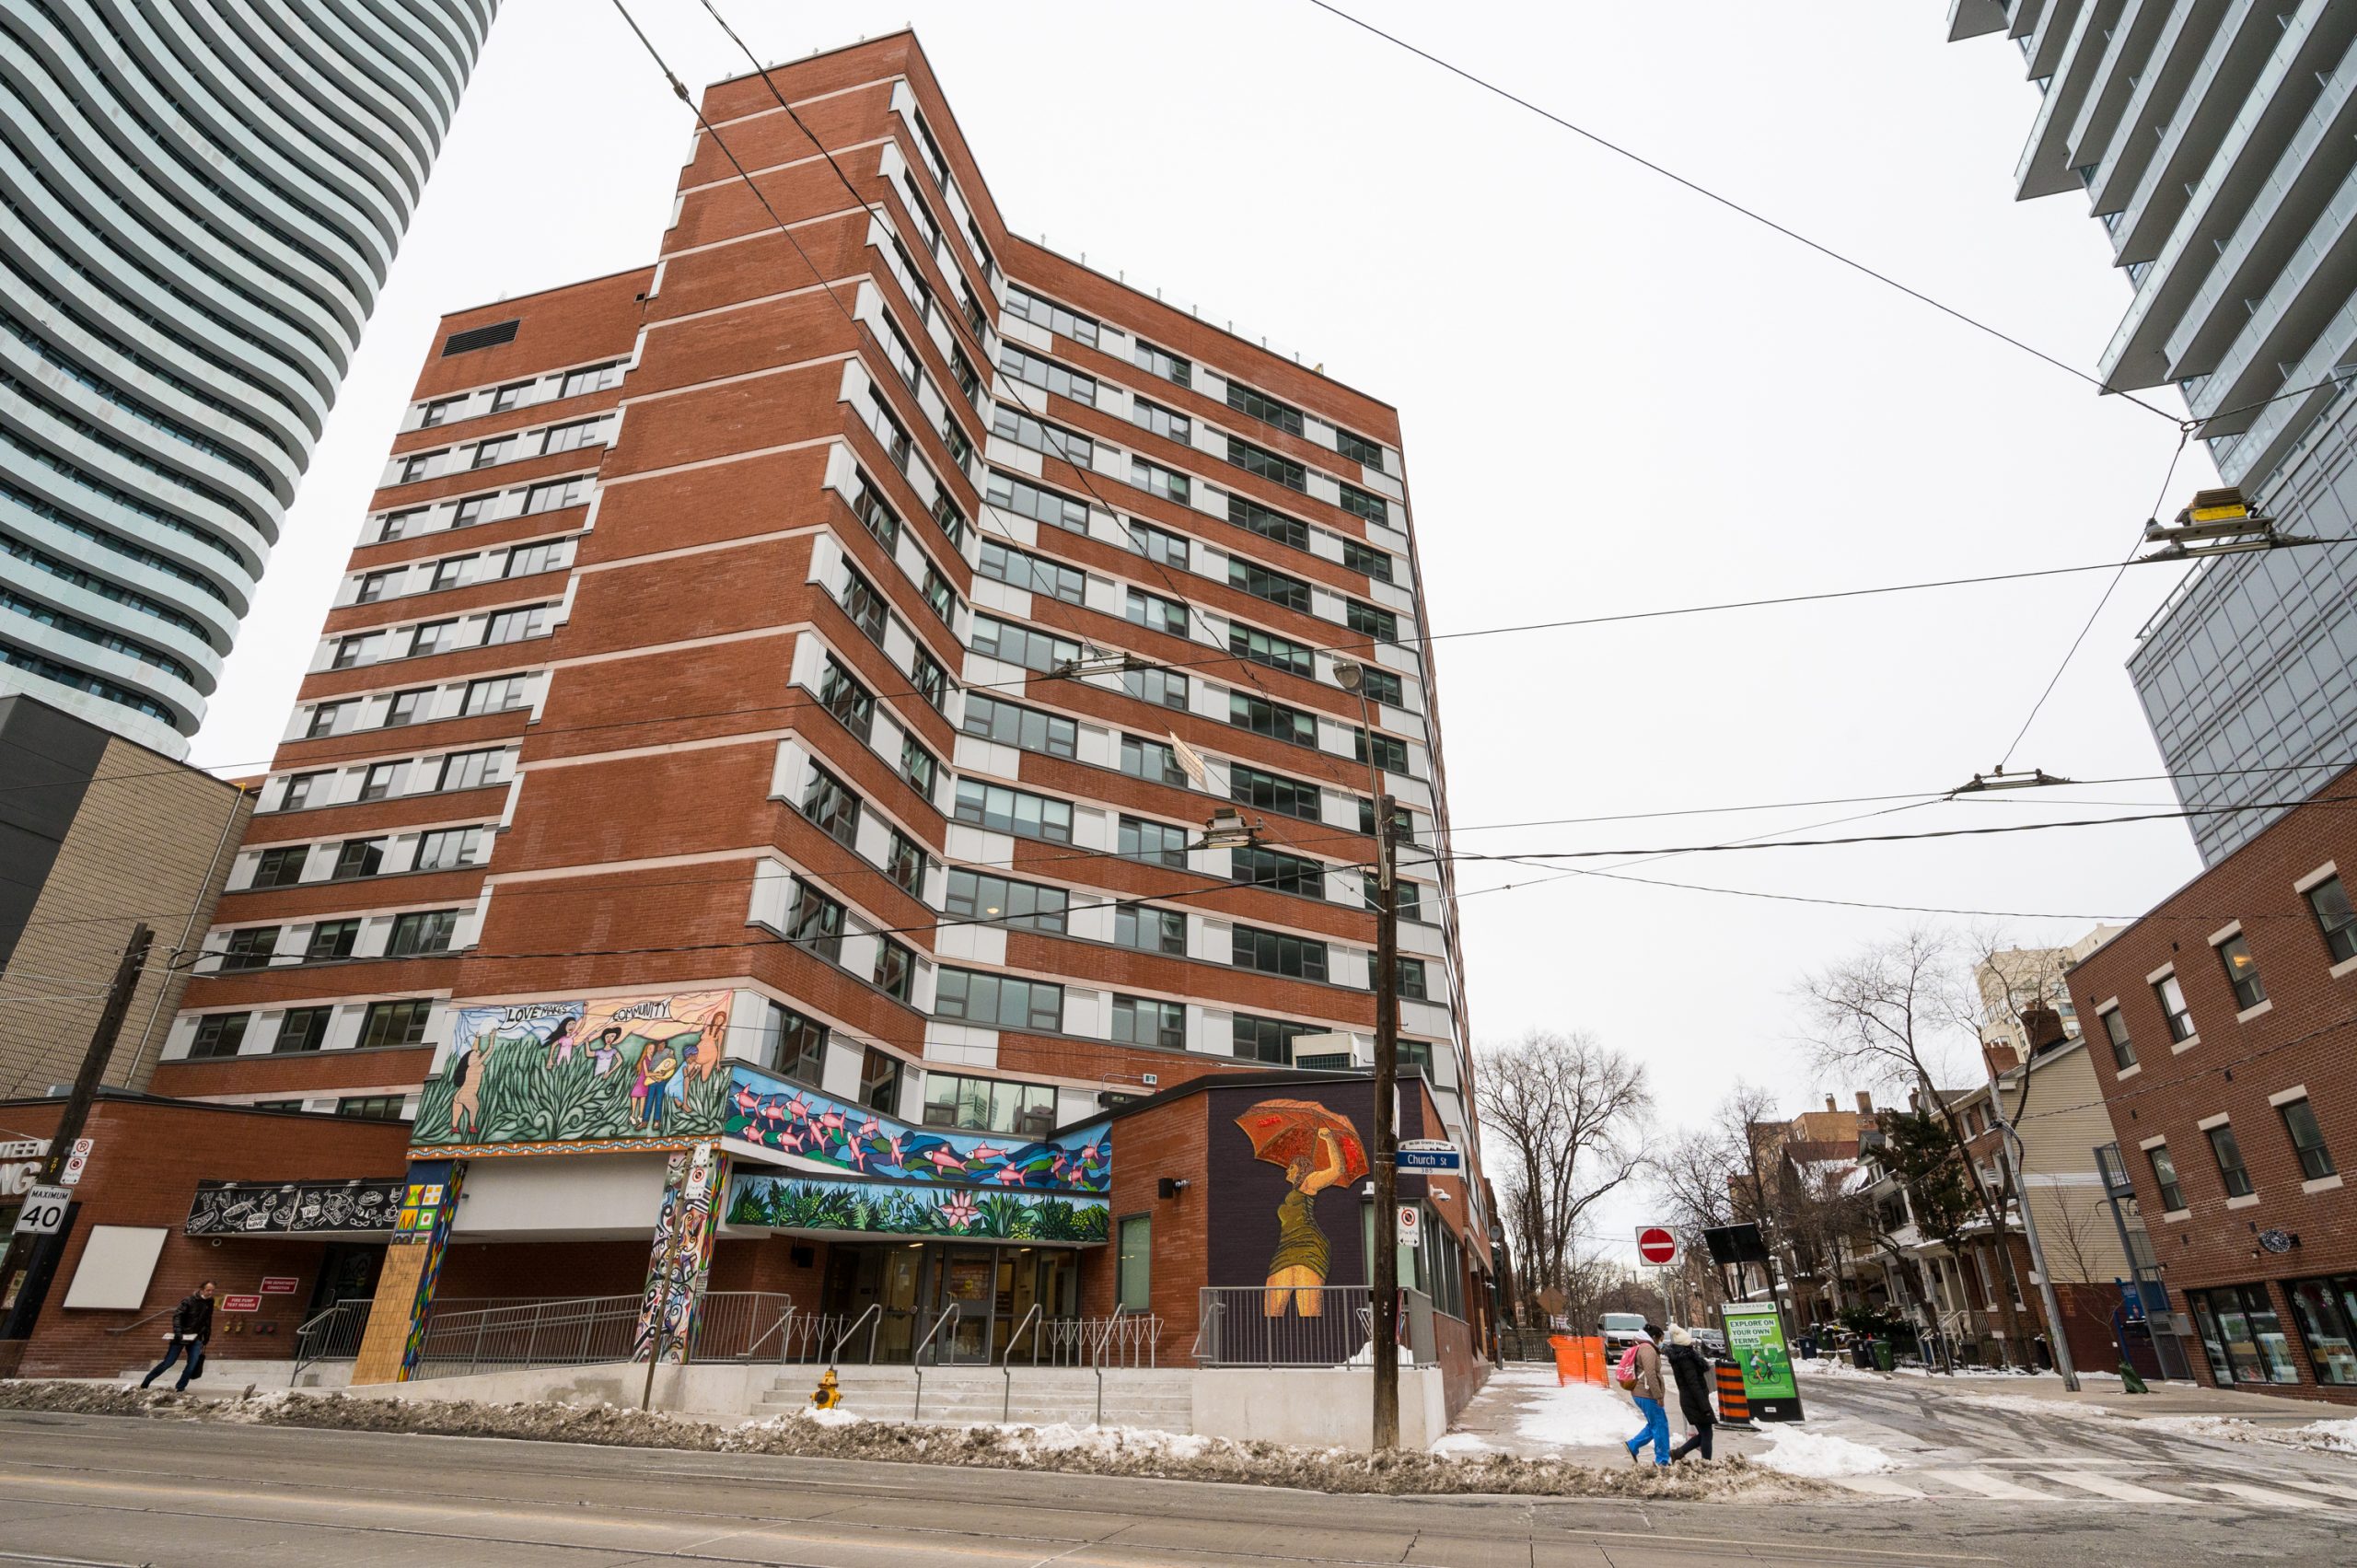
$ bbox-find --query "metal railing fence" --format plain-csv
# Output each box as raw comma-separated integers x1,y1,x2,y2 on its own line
1196,1285,1440,1367
288,1297,374,1385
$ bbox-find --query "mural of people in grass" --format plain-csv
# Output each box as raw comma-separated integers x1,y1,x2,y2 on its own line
724,1172,1110,1243
725,1067,1109,1194
412,990,737,1148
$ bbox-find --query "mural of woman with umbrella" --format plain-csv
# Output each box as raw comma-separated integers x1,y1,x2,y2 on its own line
1235,1098,1368,1318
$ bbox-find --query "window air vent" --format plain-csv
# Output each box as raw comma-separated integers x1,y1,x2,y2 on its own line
442,319,519,356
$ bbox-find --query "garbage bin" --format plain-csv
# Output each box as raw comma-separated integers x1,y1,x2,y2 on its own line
1852,1342,1875,1369
1873,1339,1894,1372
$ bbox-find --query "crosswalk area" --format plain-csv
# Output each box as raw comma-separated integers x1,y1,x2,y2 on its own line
1828,1465,2357,1511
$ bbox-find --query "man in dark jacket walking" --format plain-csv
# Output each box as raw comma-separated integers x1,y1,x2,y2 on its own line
138,1282,215,1391
1664,1326,1717,1461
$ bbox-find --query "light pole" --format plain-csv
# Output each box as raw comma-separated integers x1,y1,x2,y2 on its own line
1981,1051,2080,1391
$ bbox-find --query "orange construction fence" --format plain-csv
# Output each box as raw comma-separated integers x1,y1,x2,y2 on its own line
1547,1334,1608,1387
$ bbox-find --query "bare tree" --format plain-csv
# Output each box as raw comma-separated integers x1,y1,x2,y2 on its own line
1477,1030,1652,1321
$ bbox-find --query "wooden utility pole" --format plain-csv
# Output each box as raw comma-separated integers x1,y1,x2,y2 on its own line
1370,794,1400,1450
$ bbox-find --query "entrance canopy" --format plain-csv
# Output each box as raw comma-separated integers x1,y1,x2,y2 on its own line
184,1177,404,1238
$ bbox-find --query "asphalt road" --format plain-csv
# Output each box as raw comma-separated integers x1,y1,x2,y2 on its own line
0,1408,2350,1568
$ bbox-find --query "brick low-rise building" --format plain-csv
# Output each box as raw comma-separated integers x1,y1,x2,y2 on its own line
2067,761,2357,1403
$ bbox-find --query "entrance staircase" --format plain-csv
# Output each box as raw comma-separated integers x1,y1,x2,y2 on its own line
755,1365,1194,1431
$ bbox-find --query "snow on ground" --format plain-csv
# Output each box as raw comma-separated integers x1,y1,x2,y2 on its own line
1513,1378,1643,1449
2144,1413,2357,1456
1429,1432,1504,1457
1792,1355,1885,1381
1950,1392,2120,1423
2300,1417,2357,1454
1751,1427,1897,1479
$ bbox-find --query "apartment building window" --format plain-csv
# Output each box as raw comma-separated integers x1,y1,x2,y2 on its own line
306,702,347,739
2205,1122,2256,1198
415,827,485,871
2217,935,2267,1010
540,420,604,456
1120,816,1189,867
1229,494,1307,551
1356,729,1410,772
931,493,968,551
919,563,957,625
2305,874,2356,963
1360,798,1412,840
506,540,565,577
963,693,1077,758
354,570,397,605
332,838,385,879
484,606,550,645
1132,340,1190,387
1229,559,1310,611
2147,1144,2187,1212
1115,904,1186,955
749,1000,825,1085
819,656,876,741
978,539,1085,603
971,615,1080,675
358,998,434,1049
1233,1014,1313,1064
876,319,922,397
398,450,438,483
385,689,431,726
462,676,530,716
801,766,862,847
991,405,1092,467
1235,845,1322,897
2099,1006,2136,1070
451,495,491,528
1396,957,1430,1001
1346,599,1399,643
1120,734,1186,786
778,880,845,963
885,827,929,895
1226,436,1305,492
946,869,1068,933
558,362,622,399
523,477,590,514
274,1006,333,1053
417,396,461,429
1132,396,1190,443
1357,667,1404,708
1230,692,1318,747
1129,668,1188,721
852,476,902,551
2154,973,2195,1042
1129,519,1190,572
1338,482,1387,525
1132,457,1190,505
388,909,459,957
911,649,949,712
830,572,888,652
1125,587,1190,638
187,1013,249,1059
439,749,499,792
996,343,1096,406
303,920,361,962
1230,763,1319,820
1112,996,1185,1051
986,470,1089,533
429,559,468,593
859,1046,903,1112
336,1095,407,1121
1226,381,1302,436
490,381,531,413
1390,877,1426,925
2281,1098,2336,1180
1231,622,1313,678
873,938,915,1003
331,634,368,670
1333,427,1386,470
279,772,327,811
1232,925,1327,981
378,508,422,541
935,969,1063,1031
470,436,513,470
1004,284,1099,346
410,619,458,656
1341,538,1393,581
250,845,308,889
923,1072,1057,1139
955,779,1073,842
359,762,398,803
900,736,939,799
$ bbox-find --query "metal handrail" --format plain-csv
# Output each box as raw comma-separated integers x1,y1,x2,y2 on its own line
1000,1303,1043,1423
104,1304,180,1336
826,1302,882,1366
910,1303,961,1420
742,1295,795,1363
288,1296,374,1386
1091,1304,1129,1427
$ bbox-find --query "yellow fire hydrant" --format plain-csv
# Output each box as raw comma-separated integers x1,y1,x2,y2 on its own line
811,1367,842,1411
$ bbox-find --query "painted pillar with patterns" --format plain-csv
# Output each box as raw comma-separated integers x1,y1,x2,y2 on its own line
633,1141,724,1363
348,1159,465,1385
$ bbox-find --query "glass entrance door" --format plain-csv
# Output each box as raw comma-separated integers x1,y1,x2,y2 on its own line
935,1247,995,1363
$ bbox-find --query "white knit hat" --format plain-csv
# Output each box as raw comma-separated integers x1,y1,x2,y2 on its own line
1667,1326,1693,1346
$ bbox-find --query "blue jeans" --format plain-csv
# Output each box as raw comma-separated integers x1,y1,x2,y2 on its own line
140,1338,204,1390
1627,1395,1670,1465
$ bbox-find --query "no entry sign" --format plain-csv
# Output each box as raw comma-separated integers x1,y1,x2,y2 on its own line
1636,1225,1680,1267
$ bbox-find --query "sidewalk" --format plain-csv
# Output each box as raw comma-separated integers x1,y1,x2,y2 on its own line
1440,1363,1766,1462
1799,1355,2342,1428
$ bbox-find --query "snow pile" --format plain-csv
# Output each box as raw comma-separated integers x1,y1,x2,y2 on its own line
1427,1432,1503,1457
1751,1427,1898,1479
1514,1380,1643,1449
1793,1355,1885,1381
2147,1413,2357,1455
2299,1416,2357,1454
799,1405,861,1428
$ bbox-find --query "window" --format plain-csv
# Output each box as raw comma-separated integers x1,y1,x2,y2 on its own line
946,870,1068,933
430,558,468,592
2203,1121,2255,1198
388,909,459,957
1230,622,1313,678
1120,815,1189,867
1118,1215,1151,1311
354,570,397,605
2185,1283,2302,1387
1333,427,1385,470
470,436,513,470
462,676,529,716
1230,763,1319,820
1132,396,1190,443
2286,1275,2357,1386
1356,729,1410,772
851,476,902,552
1226,381,1302,436
417,396,459,429
1229,494,1306,550
438,749,499,792
415,827,485,871
357,998,434,1049
1125,587,1190,638
359,762,399,803
451,495,493,529
818,657,876,741
306,702,347,738
1004,284,1099,346
1235,845,1322,897
524,477,590,514
774,878,845,962
1228,559,1310,611
1360,798,1412,840
250,845,308,889
954,780,1073,842
963,693,1077,758
1230,692,1318,747
1358,667,1404,708
985,470,1089,532
1129,519,1190,571
491,381,532,413
996,343,1096,406
559,362,622,399
1120,666,1189,709
1232,925,1327,981
873,938,915,1002
274,1007,333,1053
1120,734,1187,786
2217,935,2267,1010
935,969,1063,1031
331,634,369,670
923,1072,1058,1139
483,606,548,645
336,1095,407,1122
900,735,938,797
506,540,564,577
187,1012,249,1059
1112,995,1185,1051
1346,599,1399,643
1132,340,1190,387
540,420,604,456
931,492,968,549
872,400,915,470
384,689,431,726
991,404,1094,468
1131,457,1190,505
826,572,885,648
885,828,928,895
1338,482,1387,525
331,838,385,879
378,507,422,541
1389,877,1424,923
409,620,458,656
1115,904,1187,955
1341,538,1393,581
1396,957,1429,1001
398,450,437,483
2100,1006,2136,1070
2281,1098,2336,1180
1226,436,1305,491
978,539,1086,604
1233,1014,1315,1064
970,615,1080,674
801,765,861,847
2154,973,2195,1042
298,918,361,961
2147,1144,2187,1212
858,1046,903,1112
279,773,327,811
911,649,949,712
2306,874,2356,964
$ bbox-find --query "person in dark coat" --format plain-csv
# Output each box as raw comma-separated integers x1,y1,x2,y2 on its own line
138,1283,216,1391
1664,1325,1717,1461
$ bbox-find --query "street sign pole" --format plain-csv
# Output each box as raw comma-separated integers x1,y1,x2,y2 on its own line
1369,793,1399,1452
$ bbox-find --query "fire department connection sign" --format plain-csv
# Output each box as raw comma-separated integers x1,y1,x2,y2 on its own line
1636,1225,1680,1267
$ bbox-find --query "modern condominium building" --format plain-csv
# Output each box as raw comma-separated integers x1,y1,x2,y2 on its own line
0,0,498,754
29,34,1490,1395
1949,2,2357,862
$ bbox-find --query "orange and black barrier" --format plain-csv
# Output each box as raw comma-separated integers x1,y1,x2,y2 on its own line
1714,1358,1753,1424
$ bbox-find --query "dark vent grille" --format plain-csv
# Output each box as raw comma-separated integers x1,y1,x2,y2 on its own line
441,319,519,356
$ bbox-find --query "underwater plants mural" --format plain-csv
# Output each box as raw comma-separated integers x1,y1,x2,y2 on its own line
723,1066,1109,1194
724,1172,1110,1243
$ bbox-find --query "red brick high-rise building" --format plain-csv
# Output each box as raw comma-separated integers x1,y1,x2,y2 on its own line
116,32,1485,1383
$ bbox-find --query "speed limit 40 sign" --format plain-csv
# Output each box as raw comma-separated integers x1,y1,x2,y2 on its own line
12,1184,70,1236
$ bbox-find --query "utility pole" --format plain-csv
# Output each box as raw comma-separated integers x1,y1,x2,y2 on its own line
1981,1054,2079,1392
1369,788,1400,1451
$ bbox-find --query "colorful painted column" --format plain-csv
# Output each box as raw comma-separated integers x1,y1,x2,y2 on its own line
633,1141,725,1363
348,1159,465,1385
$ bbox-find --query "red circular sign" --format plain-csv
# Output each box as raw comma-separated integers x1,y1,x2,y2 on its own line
1636,1226,1678,1265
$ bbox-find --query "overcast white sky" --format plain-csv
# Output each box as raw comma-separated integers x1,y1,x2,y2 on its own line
194,2,2221,1259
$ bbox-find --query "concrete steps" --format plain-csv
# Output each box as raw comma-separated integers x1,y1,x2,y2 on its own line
112,1358,351,1392
760,1366,1192,1430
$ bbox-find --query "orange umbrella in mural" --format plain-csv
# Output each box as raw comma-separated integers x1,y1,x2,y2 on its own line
1237,1098,1368,1318
1235,1099,1369,1183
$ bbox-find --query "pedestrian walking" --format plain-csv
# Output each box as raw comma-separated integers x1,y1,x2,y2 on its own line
1664,1326,1717,1461
1620,1321,1669,1467
137,1282,216,1391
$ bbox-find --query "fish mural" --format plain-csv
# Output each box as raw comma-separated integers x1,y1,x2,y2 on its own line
723,1065,1109,1193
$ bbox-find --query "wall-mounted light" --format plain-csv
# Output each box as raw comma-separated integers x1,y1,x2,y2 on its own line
1157,1178,1190,1200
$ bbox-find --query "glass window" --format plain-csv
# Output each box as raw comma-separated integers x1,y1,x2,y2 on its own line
451,494,492,528
1396,957,1429,1001
1228,559,1310,610
250,845,308,888
1130,519,1190,571
963,693,1077,758
874,938,915,1002
2286,1275,2357,1386
492,382,531,413
1228,494,1306,551
801,765,862,847
417,396,459,428
1225,436,1305,491
1120,734,1188,786
819,657,876,741
1230,621,1313,678
2206,1122,2254,1198
2147,1144,2187,1212
483,606,549,645
1230,763,1319,820
187,1012,249,1059
985,469,1090,532
219,926,280,970
992,404,1093,467
1111,996,1185,1051
1346,599,1399,643
273,1007,333,1054
470,436,513,470
1232,1014,1314,1064
1230,692,1318,747
439,749,499,792
934,970,1064,1032
387,910,458,957
1118,1214,1151,1311
1231,925,1327,981
900,735,938,797
1004,284,1099,347
2187,1283,2301,1386
1235,846,1324,898
462,676,530,716
523,477,589,514
1131,457,1190,505
1356,729,1410,772
357,998,434,1049
1132,340,1190,387
430,558,468,592
1338,482,1387,525
1132,396,1190,443
859,1046,903,1113
2154,973,2195,1041
1125,587,1190,638
506,540,564,577
540,420,604,456
953,779,1073,842
1358,667,1404,708
996,343,1096,406
2282,1098,2336,1180
1122,667,1189,711
278,773,327,811
354,570,396,604
1333,427,1386,470
1114,904,1186,955
385,689,431,726
409,619,458,656
851,476,901,551
840,567,890,643
2216,935,2266,1010
1119,816,1189,867
885,828,929,895
2099,1006,2136,1070
359,761,399,803
306,701,346,738
978,539,1086,603
1341,538,1393,581
783,882,845,961
337,1095,408,1121
559,362,622,399
923,1072,1057,1139
331,838,384,879
946,869,1068,933
1225,381,1302,436
970,615,1080,675
2305,874,2356,964
911,649,949,712
415,827,484,871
